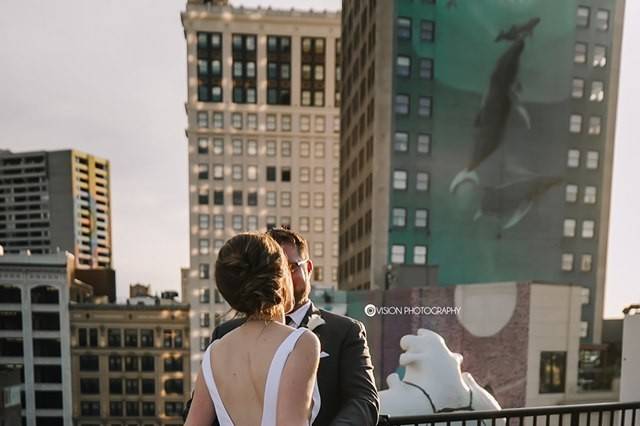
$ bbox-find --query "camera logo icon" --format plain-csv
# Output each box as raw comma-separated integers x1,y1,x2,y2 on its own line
364,304,377,317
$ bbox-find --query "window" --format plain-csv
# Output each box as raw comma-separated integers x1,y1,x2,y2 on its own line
300,141,310,157
569,114,582,133
414,246,427,264
572,78,584,98
267,216,277,230
266,191,277,207
213,214,224,230
581,254,593,272
281,114,292,131
282,141,292,157
199,239,209,255
247,140,258,157
248,191,258,206
300,167,310,183
593,45,607,67
247,215,258,231
212,164,223,180
213,138,224,154
314,167,325,183
213,112,224,129
416,172,430,191
198,190,209,205
32,312,60,330
232,215,243,231
198,214,209,230
563,219,576,237
197,111,208,128
126,401,140,416
141,329,154,347
539,352,566,393
213,190,224,205
393,170,408,190
126,378,140,394
142,401,156,417
590,81,604,102
34,365,61,383
587,116,602,135
266,140,277,157
395,94,409,115
247,113,258,130
109,378,123,394
314,142,325,158
281,192,292,207
200,312,210,327
586,151,599,169
231,165,242,181
165,401,184,417
197,138,209,154
80,378,100,394
231,112,242,129
417,134,431,154
419,58,434,80
266,114,277,131
313,242,324,257
299,192,310,207
228,139,241,156
142,378,155,394
397,17,412,40
299,217,310,232
200,288,210,303
391,245,406,264
232,190,243,205
392,208,406,227
109,355,122,371
125,329,138,347
584,186,597,204
396,56,411,77
281,167,291,182
266,167,277,182
79,355,99,372
124,355,138,372
313,192,324,208
420,20,435,41
567,149,580,168
314,116,325,133
574,43,587,64
394,132,408,152
80,401,100,417
164,356,184,372
163,329,183,348
313,217,325,233
582,220,595,238
415,209,429,228
595,9,609,31
561,253,574,271
565,184,578,203
313,266,324,281
577,6,590,28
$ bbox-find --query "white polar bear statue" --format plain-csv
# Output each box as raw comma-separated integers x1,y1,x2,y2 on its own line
379,329,503,426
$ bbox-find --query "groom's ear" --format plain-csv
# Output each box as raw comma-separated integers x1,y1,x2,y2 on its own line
306,258,314,276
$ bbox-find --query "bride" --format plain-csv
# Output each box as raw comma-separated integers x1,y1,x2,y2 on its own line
185,232,321,426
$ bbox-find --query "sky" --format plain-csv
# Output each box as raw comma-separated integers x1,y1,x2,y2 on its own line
0,0,637,318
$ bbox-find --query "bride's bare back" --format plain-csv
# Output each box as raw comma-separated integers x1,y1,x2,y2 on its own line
186,321,320,426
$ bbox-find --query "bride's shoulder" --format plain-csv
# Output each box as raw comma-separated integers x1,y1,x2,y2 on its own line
293,328,320,357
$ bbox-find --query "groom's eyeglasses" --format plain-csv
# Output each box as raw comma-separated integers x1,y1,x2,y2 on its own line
288,258,309,273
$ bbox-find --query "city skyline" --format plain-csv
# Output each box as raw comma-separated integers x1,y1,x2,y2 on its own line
1,0,638,318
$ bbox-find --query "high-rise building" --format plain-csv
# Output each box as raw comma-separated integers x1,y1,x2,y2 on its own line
69,301,190,426
0,150,113,270
338,0,624,344
181,1,341,380
0,251,77,426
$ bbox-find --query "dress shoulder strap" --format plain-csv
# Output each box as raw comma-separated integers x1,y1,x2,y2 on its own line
201,341,235,426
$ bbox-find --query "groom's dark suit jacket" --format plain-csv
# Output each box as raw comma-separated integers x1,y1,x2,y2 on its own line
184,303,379,426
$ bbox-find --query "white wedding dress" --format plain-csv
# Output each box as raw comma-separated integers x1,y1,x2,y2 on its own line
201,328,321,426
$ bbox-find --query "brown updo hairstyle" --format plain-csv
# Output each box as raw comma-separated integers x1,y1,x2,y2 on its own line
215,232,292,319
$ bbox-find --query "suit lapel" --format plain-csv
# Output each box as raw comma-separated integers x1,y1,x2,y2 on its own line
299,302,321,329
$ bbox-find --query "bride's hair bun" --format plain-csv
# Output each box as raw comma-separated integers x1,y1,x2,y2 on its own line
215,233,289,318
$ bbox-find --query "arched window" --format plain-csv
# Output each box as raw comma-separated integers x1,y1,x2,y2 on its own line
31,285,59,304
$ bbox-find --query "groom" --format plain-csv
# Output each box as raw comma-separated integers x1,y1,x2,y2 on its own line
184,227,379,425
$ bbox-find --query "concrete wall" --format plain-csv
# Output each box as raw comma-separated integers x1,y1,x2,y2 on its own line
620,313,640,402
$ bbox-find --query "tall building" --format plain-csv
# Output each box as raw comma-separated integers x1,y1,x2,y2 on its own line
69,301,190,426
181,1,341,380
338,0,624,344
0,149,112,269
0,252,77,426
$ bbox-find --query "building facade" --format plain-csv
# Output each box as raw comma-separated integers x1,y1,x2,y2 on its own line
0,149,112,270
69,303,190,426
338,0,624,344
181,0,341,380
0,252,76,426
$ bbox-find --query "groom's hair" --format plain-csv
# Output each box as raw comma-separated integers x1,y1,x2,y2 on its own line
215,232,291,319
266,227,309,259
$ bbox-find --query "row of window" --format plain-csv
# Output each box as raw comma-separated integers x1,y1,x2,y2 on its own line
392,170,430,191
390,244,428,265
569,114,603,135
80,376,183,396
565,184,598,204
196,111,339,133
80,400,183,417
567,149,600,170
394,132,431,154
395,94,433,117
77,328,181,349
571,78,605,102
391,208,430,229
561,253,594,272
196,137,340,159
0,285,59,304
396,56,434,80
198,165,338,184
576,6,610,31
197,189,338,208
397,17,435,42
563,219,597,239
574,42,607,68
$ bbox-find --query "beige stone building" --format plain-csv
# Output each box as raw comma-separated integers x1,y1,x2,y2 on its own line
181,0,341,380
69,303,190,426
